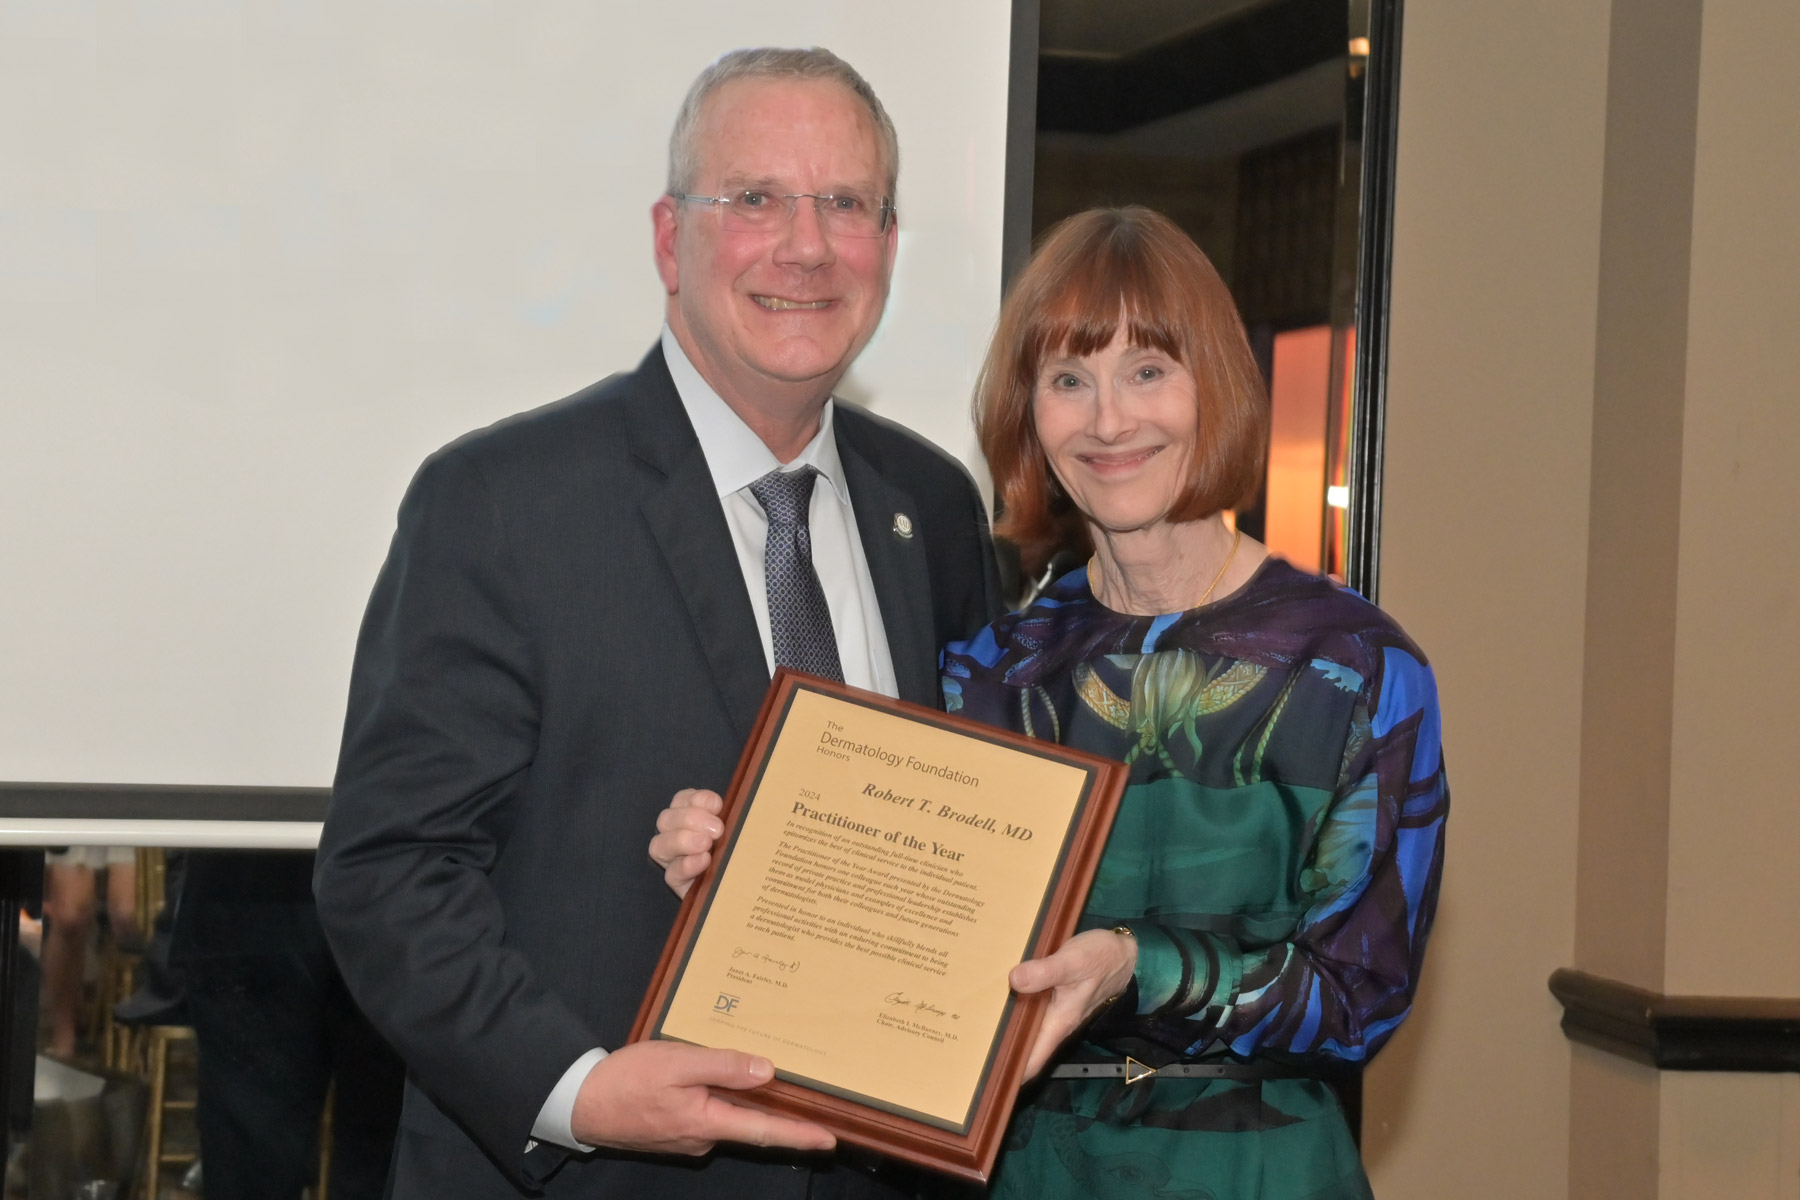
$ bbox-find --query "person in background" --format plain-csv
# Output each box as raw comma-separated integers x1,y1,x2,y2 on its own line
41,846,136,1060
655,206,1448,1200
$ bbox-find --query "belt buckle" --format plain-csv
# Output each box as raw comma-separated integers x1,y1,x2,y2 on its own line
1123,1055,1159,1085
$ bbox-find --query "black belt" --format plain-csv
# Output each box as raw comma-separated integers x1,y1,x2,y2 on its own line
1048,1055,1308,1084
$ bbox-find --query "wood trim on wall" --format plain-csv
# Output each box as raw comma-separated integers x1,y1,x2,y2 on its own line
1549,968,1800,1072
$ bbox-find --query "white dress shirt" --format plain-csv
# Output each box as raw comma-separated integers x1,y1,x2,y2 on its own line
528,328,897,1151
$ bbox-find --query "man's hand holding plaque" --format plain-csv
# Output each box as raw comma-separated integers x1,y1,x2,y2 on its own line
567,1041,835,1155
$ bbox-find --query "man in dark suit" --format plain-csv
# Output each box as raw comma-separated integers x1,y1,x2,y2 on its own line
314,46,1001,1199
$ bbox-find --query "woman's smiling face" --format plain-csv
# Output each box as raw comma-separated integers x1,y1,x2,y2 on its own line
1032,328,1200,538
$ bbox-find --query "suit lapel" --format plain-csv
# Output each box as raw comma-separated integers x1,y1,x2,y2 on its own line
837,432,939,708
627,347,770,744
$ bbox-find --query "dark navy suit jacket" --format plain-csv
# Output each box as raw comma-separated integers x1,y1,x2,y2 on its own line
315,345,1001,1198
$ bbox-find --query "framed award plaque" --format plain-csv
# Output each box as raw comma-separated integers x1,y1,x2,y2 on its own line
632,669,1127,1182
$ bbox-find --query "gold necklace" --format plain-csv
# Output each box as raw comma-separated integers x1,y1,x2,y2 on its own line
1194,526,1243,607
1088,525,1243,611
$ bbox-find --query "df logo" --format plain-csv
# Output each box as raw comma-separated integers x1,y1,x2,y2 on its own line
714,993,741,1015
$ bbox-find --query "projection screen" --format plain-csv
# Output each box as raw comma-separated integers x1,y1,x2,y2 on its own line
0,2,1013,794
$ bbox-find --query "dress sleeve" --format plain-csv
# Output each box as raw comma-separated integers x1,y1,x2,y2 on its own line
1097,645,1449,1065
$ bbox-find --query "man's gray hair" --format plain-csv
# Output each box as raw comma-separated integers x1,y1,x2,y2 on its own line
667,47,900,199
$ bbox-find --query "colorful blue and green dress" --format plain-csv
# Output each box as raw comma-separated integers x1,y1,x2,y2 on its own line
941,558,1448,1200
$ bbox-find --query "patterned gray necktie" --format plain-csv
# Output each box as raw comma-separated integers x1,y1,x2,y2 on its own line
748,466,845,682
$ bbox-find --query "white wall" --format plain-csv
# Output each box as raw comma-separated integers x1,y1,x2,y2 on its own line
0,1,1011,788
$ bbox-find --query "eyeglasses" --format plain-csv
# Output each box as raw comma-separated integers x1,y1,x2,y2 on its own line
674,188,895,238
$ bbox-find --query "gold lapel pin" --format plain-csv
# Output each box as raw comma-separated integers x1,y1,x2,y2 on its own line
892,513,914,540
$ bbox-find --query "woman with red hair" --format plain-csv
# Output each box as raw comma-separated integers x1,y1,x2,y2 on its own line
655,207,1447,1198
942,206,1447,1198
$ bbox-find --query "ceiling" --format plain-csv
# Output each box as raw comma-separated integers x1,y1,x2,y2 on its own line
1038,0,1272,58
1035,0,1347,148
1038,58,1343,161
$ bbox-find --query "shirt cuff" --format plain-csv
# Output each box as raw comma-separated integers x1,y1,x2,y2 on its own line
528,1047,608,1153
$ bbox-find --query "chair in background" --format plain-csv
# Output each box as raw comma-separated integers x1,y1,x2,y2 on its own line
139,1023,196,1199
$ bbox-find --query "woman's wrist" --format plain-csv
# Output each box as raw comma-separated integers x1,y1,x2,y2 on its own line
1105,924,1139,1000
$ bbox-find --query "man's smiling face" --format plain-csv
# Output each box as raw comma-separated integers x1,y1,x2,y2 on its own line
654,76,897,413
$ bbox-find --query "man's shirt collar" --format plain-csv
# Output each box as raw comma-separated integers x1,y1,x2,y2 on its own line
661,325,850,506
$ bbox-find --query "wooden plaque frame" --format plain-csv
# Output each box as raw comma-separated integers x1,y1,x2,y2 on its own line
631,669,1126,1182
